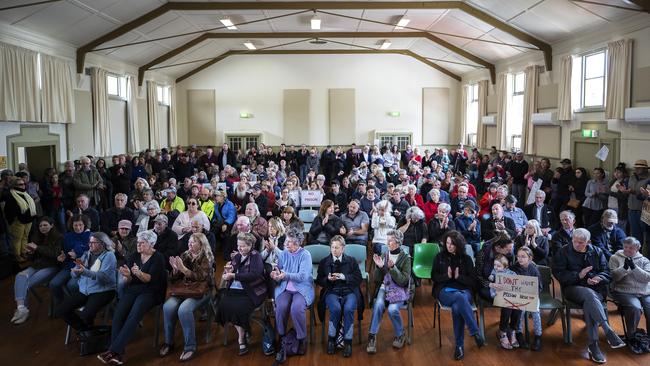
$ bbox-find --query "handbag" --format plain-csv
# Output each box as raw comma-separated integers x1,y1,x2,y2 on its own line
382,253,411,304
79,325,111,356
169,280,208,299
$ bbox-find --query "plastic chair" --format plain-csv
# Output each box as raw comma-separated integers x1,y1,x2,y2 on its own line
523,265,566,343
412,243,440,280
433,296,479,347
305,244,332,280
299,209,318,223
344,244,369,302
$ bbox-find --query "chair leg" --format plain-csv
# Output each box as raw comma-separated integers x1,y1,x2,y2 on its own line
407,303,413,345
64,325,71,345
565,306,572,344
560,308,567,343
223,323,229,346
309,306,315,344
357,319,362,345
153,306,161,348
432,303,437,329
321,311,326,345
479,305,486,341
524,312,530,344
205,303,213,344
437,304,442,348
547,308,559,326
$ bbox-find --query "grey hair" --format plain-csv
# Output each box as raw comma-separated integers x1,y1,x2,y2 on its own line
237,232,256,248
137,230,158,246
572,228,591,242
115,193,128,200
376,200,393,215
146,201,161,214
428,188,440,199
405,206,425,221
601,209,618,222
91,232,114,252
623,236,641,249
535,190,546,198
386,229,404,245
246,202,260,217
285,225,304,246
438,202,451,214
560,210,576,221
525,219,543,237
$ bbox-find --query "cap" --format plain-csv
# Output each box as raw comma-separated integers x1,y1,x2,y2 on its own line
463,174,471,180
425,173,434,179
560,158,572,165
118,220,132,230
164,186,177,194
463,200,477,213
153,214,168,224
253,183,262,191
505,195,517,204
634,159,649,168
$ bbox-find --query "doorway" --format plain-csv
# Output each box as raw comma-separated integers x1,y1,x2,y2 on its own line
17,145,56,182
7,126,62,175
570,122,620,174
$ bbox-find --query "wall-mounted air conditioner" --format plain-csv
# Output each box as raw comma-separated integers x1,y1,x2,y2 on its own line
531,112,558,125
481,115,496,125
625,107,650,124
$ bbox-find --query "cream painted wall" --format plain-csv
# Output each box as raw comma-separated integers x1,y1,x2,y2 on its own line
176,54,460,147
461,14,650,167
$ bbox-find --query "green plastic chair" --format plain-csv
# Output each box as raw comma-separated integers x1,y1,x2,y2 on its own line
412,243,440,280
305,244,331,280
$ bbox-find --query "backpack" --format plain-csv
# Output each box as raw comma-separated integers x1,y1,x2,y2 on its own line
283,328,300,356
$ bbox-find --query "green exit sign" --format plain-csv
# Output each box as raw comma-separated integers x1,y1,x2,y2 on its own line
387,111,400,117
582,129,598,138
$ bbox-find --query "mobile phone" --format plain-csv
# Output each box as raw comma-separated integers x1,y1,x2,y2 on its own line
75,258,83,266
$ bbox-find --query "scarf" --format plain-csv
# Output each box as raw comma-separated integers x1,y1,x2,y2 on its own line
11,189,36,216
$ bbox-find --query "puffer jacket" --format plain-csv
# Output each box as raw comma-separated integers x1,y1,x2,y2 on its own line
609,250,650,296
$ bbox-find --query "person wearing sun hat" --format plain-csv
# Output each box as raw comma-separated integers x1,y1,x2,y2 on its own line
627,159,649,243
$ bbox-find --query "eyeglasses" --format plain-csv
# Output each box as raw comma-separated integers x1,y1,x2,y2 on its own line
188,202,198,205
89,240,102,244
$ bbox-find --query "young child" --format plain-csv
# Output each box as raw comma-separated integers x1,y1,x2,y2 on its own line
488,254,520,350
513,247,544,351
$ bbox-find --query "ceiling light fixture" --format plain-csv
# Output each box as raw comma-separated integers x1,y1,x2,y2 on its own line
380,40,392,50
311,14,321,30
243,41,256,50
220,18,237,30
395,16,410,30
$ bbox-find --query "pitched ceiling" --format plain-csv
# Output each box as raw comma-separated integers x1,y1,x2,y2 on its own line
1,0,647,83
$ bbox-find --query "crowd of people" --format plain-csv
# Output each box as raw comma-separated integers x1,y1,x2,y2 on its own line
0,141,649,364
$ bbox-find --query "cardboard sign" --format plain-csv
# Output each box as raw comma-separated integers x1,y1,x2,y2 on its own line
493,273,539,312
300,190,323,207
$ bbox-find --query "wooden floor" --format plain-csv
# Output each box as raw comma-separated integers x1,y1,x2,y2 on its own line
2,275,649,366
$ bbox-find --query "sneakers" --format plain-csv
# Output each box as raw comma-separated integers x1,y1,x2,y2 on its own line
454,346,465,360
509,331,520,348
588,342,607,364
498,331,513,350
474,334,486,348
342,340,352,358
605,331,626,349
366,334,377,354
531,335,542,351
97,351,123,365
12,307,29,325
392,334,406,349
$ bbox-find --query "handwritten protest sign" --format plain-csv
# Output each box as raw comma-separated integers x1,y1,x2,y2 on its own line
300,190,323,207
493,273,539,312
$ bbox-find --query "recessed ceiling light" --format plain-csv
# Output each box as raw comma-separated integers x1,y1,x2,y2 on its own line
220,18,237,30
395,16,410,30
380,40,392,49
311,14,321,30
243,41,256,50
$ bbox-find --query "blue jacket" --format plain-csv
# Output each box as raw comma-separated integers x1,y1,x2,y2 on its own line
275,247,315,306
62,231,91,269
213,199,237,226
454,215,481,246
73,250,117,295
588,223,626,260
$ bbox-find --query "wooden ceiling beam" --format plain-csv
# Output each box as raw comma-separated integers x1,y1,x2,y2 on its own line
626,0,650,13
139,31,495,85
175,49,462,83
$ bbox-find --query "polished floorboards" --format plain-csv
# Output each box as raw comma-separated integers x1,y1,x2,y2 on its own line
2,273,649,366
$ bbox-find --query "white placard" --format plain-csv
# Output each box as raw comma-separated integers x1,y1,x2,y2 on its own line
300,190,323,207
527,179,543,205
595,145,609,162
493,273,539,312
216,182,227,192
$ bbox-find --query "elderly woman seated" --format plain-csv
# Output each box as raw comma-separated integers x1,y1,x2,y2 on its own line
371,200,396,255
427,203,456,244
98,230,166,365
172,197,210,240
55,232,116,331
136,201,161,233
366,230,413,354
608,236,650,353
397,206,428,254
316,235,363,358
216,232,268,356
245,202,269,238
271,229,314,363
514,219,550,266
160,232,213,361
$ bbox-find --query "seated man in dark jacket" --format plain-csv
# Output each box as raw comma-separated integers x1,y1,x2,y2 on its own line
588,209,625,260
151,214,179,269
524,190,556,236
480,201,517,242
550,210,576,257
316,235,363,358
100,193,135,236
552,228,625,363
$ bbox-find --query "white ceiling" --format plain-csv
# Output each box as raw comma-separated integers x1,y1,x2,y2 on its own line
0,0,647,78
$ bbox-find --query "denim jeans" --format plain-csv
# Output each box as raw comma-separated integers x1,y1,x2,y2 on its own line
163,296,209,352
49,268,79,305
14,266,59,307
369,288,403,337
325,292,357,340
629,210,646,245
437,288,479,347
110,292,157,355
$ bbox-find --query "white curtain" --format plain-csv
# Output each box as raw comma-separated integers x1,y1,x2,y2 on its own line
0,42,40,122
460,85,468,145
169,84,177,147
126,75,140,153
476,79,488,148
91,68,111,156
605,39,633,120
522,65,540,155
495,73,508,151
147,81,160,150
41,54,75,123
557,55,573,121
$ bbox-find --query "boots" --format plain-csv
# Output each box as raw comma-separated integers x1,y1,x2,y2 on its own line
327,336,336,355
343,340,352,358
515,332,529,349
531,335,542,351
297,338,307,355
275,336,286,364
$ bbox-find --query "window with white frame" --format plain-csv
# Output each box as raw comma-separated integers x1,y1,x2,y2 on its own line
577,49,607,109
377,134,411,151
506,72,525,151
106,74,127,99
466,84,479,146
157,85,170,106
227,135,259,152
